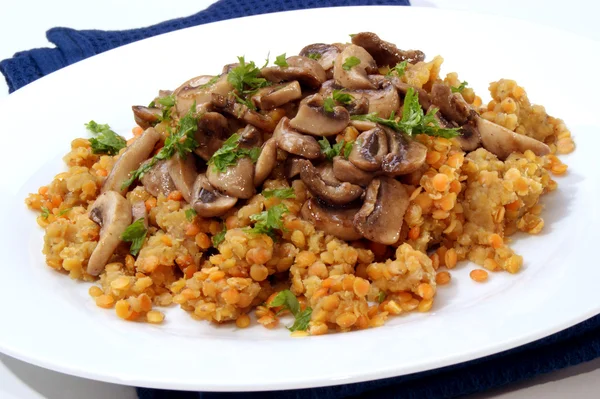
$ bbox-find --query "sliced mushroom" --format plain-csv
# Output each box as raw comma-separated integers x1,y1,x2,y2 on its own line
140,159,176,197
301,198,363,241
102,127,161,195
350,119,378,132
167,154,198,203
173,74,232,116
321,78,399,119
289,94,350,136
132,106,162,129
260,56,326,89
87,191,133,276
285,156,305,179
299,160,363,205
252,81,302,110
191,174,238,217
349,127,389,171
455,120,481,152
131,201,148,229
332,156,375,186
254,138,278,186
430,83,471,125
381,128,428,176
390,79,432,110
354,177,409,245
274,117,321,159
351,32,425,66
211,93,277,132
238,124,264,149
477,117,551,160
298,43,343,74
194,112,230,161
206,157,255,199
333,44,378,90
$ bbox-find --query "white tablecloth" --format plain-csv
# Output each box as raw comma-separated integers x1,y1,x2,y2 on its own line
1,1,599,397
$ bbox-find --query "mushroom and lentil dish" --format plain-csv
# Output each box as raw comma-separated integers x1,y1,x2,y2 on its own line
26,33,574,334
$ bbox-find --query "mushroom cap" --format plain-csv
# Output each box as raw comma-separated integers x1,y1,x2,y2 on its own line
132,106,162,129
301,198,363,241
252,81,302,110
206,156,255,199
167,154,198,203
260,56,327,89
299,43,343,72
323,78,400,119
381,128,428,176
102,127,161,195
192,174,238,217
351,32,425,66
289,94,350,137
284,156,305,180
254,138,278,186
87,191,133,276
211,93,277,133
274,117,322,159
173,74,232,117
349,127,389,171
140,159,177,198
354,177,409,245
430,83,471,125
333,44,378,90
391,79,432,110
477,117,551,160
194,112,230,161
299,160,363,205
332,156,375,186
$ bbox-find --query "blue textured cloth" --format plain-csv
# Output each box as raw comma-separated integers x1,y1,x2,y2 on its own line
3,0,599,398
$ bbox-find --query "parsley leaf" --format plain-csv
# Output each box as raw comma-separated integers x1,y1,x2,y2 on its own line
185,208,197,221
208,133,261,173
323,97,336,113
268,289,312,332
156,95,175,108
85,121,127,156
378,291,387,303
212,227,227,247
342,56,361,71
451,81,468,93
306,53,321,60
274,53,288,67
198,75,220,89
248,204,289,238
263,188,296,199
319,138,353,161
386,60,408,77
227,56,270,95
351,87,460,138
121,218,147,256
58,208,72,217
332,89,354,105
40,206,50,219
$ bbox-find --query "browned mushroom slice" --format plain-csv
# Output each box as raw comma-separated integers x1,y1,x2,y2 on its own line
477,117,551,160
388,78,432,111
194,112,230,161
350,119,378,132
301,198,363,241
140,159,176,198
261,56,327,89
299,160,363,206
87,191,133,276
354,177,409,245
254,138,278,186
351,32,425,66
191,174,238,218
381,128,427,176
284,156,305,179
167,154,198,203
429,83,472,125
319,80,371,115
332,156,375,186
131,201,148,229
299,43,343,73
132,106,162,129
252,81,302,110
206,157,255,199
211,93,277,132
102,127,161,194
289,94,350,137
333,44,378,90
238,124,264,149
173,74,232,116
274,117,321,160
349,127,389,172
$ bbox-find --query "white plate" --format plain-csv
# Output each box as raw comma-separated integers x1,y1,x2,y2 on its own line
0,5,599,392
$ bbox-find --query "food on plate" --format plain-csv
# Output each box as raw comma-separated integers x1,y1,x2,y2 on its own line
25,32,574,335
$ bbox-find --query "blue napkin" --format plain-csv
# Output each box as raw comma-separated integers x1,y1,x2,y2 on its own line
3,0,600,397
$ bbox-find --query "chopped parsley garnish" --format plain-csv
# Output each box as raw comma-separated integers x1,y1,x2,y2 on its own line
351,87,460,138
306,53,321,60
85,120,127,156
274,53,288,67
57,208,72,217
319,138,353,161
263,188,296,199
268,289,312,332
156,95,175,108
40,206,50,219
121,107,199,190
121,218,147,256
227,56,270,95
212,227,227,247
342,56,361,71
332,89,354,105
386,60,408,77
451,81,468,93
323,97,336,113
378,291,387,303
198,75,220,89
185,208,197,221
208,133,261,173
248,204,289,238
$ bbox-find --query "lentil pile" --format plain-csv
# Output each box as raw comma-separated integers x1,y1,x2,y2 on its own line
25,33,574,335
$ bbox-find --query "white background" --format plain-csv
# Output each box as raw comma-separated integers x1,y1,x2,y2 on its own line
1,0,599,398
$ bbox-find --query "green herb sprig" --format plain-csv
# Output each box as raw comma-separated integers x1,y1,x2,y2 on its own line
85,121,127,156
247,204,289,238
208,133,261,173
121,218,147,256
342,56,361,71
262,188,296,199
451,81,468,93
268,289,312,332
319,138,353,161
